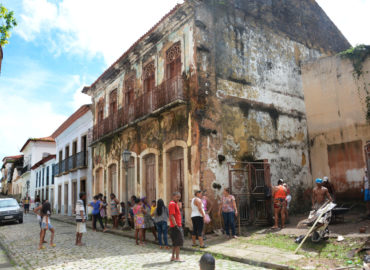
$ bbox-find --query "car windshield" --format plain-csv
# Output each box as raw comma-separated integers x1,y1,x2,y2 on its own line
0,200,19,208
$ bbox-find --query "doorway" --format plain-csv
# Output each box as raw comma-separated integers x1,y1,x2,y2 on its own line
64,183,68,215
144,154,156,203
72,181,77,214
58,185,62,214
169,147,184,201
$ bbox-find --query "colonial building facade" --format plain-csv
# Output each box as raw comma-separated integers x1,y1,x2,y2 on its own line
32,155,56,208
82,0,350,225
52,105,93,216
1,155,23,196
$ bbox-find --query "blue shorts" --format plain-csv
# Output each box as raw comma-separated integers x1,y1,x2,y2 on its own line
365,189,370,202
41,223,53,230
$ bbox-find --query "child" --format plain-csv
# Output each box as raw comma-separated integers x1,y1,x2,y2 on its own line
101,196,108,228
33,200,47,244
75,192,87,246
154,199,169,249
199,253,215,270
150,200,157,216
39,202,55,249
133,198,145,245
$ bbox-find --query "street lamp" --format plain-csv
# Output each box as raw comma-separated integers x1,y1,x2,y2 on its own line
122,149,131,230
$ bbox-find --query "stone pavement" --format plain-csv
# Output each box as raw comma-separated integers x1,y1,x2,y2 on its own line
0,214,266,270
49,214,303,269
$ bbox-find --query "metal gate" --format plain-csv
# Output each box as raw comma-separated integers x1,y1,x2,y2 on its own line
228,161,272,226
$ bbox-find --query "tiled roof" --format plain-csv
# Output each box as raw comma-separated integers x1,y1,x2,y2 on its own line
2,155,23,163
31,154,56,170
51,104,91,139
82,2,183,94
20,136,55,152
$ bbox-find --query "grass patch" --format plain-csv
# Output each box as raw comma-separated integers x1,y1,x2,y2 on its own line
242,233,363,265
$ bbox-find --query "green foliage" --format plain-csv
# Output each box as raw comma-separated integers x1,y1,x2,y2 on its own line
0,4,17,46
339,44,370,79
339,45,370,121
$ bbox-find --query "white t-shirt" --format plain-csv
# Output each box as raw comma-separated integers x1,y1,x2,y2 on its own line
42,211,51,224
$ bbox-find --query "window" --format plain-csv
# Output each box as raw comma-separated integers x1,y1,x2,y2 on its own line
109,90,118,115
124,76,135,106
166,42,181,80
51,166,55,185
46,166,49,186
97,99,104,124
36,172,38,188
42,168,45,187
143,62,155,92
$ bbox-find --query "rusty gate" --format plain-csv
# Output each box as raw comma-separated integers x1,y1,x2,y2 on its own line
228,161,272,226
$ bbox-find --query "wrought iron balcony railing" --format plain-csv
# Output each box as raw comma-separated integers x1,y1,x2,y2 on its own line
93,75,185,142
53,151,87,176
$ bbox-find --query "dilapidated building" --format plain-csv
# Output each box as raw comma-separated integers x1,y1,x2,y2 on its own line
82,0,349,225
302,50,370,201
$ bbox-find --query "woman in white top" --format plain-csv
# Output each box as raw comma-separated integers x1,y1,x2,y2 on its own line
191,190,207,248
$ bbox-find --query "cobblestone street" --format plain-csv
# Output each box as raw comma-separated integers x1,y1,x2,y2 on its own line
0,215,265,270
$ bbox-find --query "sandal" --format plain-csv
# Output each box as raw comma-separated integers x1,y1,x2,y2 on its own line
192,244,198,247
38,246,46,250
200,245,208,248
50,244,56,247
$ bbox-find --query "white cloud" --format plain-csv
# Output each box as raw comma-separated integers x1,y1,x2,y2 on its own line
316,0,370,46
15,0,184,65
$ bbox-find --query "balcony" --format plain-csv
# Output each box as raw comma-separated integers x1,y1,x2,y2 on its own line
93,75,185,142
53,151,88,176
21,164,31,175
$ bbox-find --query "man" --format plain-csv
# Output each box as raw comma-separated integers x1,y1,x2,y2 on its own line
75,192,87,246
199,253,215,270
272,179,287,229
322,176,335,200
312,178,333,210
363,168,370,216
23,194,30,214
169,191,184,262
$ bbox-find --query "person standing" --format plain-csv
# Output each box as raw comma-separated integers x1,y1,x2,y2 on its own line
110,193,119,229
312,178,332,210
34,200,47,245
272,179,287,229
322,176,335,200
201,190,212,240
101,196,108,228
89,195,107,232
75,192,87,246
283,183,291,223
23,195,30,214
142,197,157,242
39,202,55,249
153,199,169,249
169,192,184,262
191,190,207,248
363,169,370,216
219,188,238,238
133,198,145,245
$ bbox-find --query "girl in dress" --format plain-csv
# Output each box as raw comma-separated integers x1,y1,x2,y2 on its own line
110,193,119,229
133,198,145,245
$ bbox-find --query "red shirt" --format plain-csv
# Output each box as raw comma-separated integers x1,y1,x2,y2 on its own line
168,200,182,228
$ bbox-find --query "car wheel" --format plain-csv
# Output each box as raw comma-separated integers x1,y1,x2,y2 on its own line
19,219,23,224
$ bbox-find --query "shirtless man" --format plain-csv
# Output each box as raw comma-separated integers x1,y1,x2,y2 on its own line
272,179,287,229
312,178,332,210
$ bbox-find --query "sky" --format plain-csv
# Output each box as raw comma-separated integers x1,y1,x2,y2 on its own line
0,0,369,167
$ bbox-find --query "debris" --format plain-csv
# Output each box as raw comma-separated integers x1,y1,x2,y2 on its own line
360,226,367,234
295,235,304,244
337,235,344,242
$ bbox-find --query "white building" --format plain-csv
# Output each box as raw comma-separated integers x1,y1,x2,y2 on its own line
52,105,93,216
32,154,56,208
19,137,56,204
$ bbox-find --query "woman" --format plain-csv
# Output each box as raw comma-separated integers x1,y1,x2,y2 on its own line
89,195,107,232
201,190,212,239
219,188,238,238
101,196,108,228
39,202,55,249
191,190,207,248
142,197,157,242
110,193,119,229
153,199,169,249
133,198,145,245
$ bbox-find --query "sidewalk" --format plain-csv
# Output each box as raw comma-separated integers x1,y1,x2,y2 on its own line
50,214,303,270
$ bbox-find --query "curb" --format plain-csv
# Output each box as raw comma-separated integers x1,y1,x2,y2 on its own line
0,234,31,270
50,215,293,270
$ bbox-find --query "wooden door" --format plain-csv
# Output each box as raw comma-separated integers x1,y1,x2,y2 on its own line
144,154,156,203
109,164,117,196
80,179,86,193
169,147,184,201
64,183,68,214
72,182,77,214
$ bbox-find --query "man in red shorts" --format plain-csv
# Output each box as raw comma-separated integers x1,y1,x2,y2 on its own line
169,191,184,262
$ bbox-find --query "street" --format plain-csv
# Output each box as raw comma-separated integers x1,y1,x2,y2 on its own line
0,215,265,270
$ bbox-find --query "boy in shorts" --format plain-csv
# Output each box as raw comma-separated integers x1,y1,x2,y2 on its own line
76,192,87,246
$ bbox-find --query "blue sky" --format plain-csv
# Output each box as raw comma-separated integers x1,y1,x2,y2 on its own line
0,0,369,165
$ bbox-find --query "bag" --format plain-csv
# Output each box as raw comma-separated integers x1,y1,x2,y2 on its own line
204,213,211,224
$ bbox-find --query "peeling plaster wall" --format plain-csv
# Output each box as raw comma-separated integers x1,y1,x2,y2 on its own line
302,56,370,200
191,0,348,212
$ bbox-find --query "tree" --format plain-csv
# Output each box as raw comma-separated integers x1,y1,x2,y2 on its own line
0,4,16,46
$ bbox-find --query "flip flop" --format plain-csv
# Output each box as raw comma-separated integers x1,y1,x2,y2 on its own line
50,244,56,247
174,259,185,263
38,246,46,250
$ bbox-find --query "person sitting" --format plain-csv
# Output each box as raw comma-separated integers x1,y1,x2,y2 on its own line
118,202,126,227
